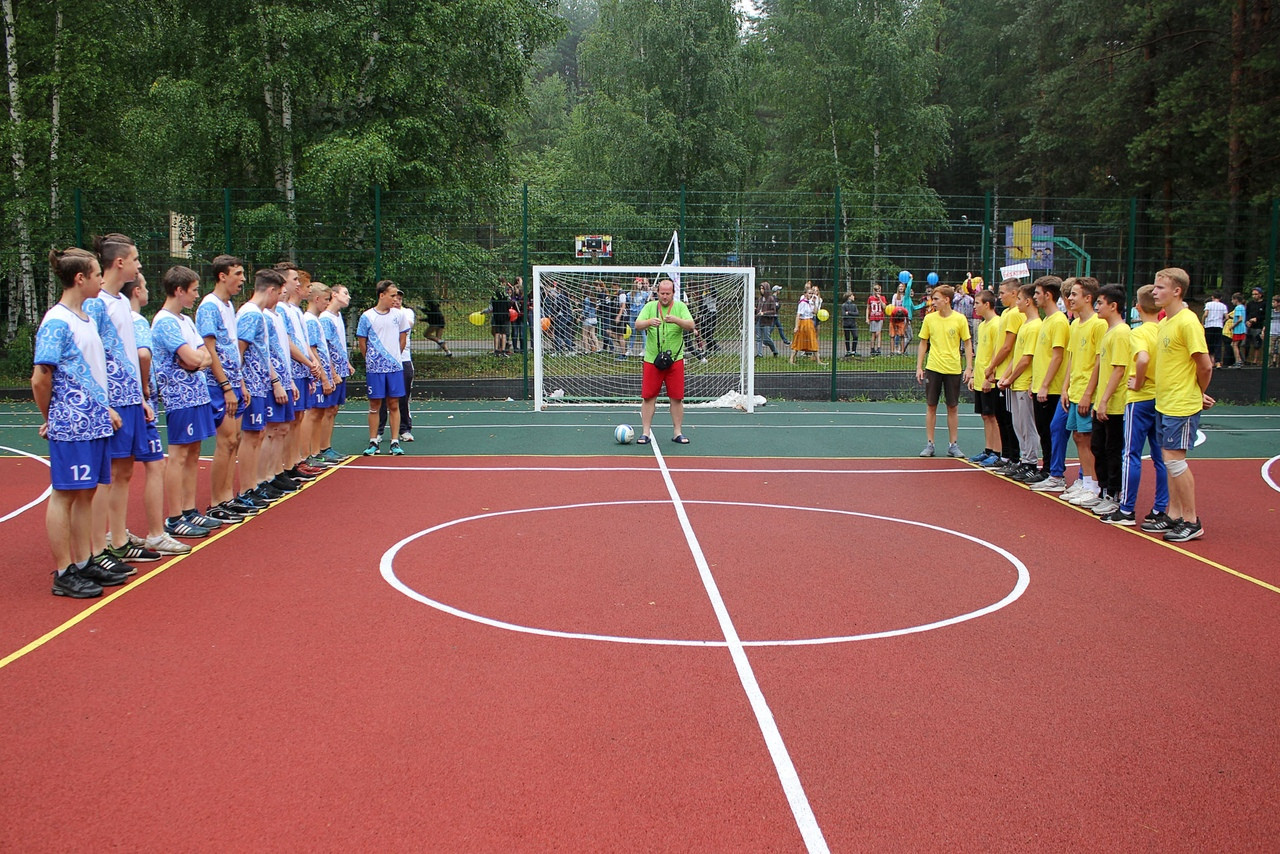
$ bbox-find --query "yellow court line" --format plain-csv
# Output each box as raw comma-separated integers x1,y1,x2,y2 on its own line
968,460,1280,596
0,461,351,671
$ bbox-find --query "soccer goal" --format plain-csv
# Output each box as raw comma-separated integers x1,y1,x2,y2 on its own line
531,265,756,410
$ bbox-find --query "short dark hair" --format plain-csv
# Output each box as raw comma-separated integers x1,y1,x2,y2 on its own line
161,265,199,297
49,247,98,289
211,255,245,280
375,279,399,296
254,268,285,293
273,260,299,272
93,232,135,266
1073,277,1101,301
1018,283,1037,300
1097,284,1126,312
1033,275,1063,302
977,289,997,308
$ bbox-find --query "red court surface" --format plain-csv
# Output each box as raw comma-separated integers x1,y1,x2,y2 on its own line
2,454,1279,851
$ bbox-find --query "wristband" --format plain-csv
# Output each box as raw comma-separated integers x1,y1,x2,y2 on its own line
220,381,232,390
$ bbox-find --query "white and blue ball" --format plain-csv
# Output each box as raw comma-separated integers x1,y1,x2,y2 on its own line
614,424,635,444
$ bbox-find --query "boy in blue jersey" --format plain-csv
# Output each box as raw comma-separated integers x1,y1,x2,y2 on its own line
33,248,128,597
237,268,289,503
303,283,339,465
151,267,219,537
358,280,411,456
275,262,326,481
318,284,353,461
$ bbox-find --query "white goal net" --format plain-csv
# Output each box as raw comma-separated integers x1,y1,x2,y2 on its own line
532,265,756,410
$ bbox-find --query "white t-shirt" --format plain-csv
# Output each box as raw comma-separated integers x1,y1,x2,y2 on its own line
1202,300,1227,330
98,288,142,383
397,307,415,361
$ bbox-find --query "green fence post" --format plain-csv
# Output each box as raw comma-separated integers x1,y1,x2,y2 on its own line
982,191,993,284
522,184,530,399
74,188,84,248
1125,197,1138,303
830,185,841,401
1261,198,1278,401
373,184,382,282
223,189,233,255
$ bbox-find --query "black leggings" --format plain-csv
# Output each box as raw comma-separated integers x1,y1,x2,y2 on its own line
1032,395,1059,474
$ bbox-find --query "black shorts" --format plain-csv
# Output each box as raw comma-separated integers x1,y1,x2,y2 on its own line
924,369,961,408
976,387,1003,416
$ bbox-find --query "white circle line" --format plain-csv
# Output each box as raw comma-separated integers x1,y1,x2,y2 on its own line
380,500,1029,647
1263,455,1280,494
0,445,51,525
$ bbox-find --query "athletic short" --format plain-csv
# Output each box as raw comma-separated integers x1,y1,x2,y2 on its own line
312,385,330,409
976,387,1003,416
242,394,268,432
1158,412,1200,451
107,403,151,460
166,403,216,447
265,390,295,424
1065,401,1093,433
924,369,961,408
208,384,246,428
641,358,685,400
1231,332,1245,342
367,369,406,401
334,380,348,405
137,419,165,463
49,437,112,491
294,378,315,412
868,321,883,333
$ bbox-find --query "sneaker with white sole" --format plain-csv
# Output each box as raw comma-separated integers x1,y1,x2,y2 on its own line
1029,476,1066,492
390,440,404,456
1062,480,1086,499
146,532,192,555
1102,509,1137,526
919,442,935,458
947,443,965,458
1091,498,1119,516
1163,517,1204,542
1068,489,1102,507
107,541,162,563
362,440,379,456
399,431,414,442
1140,511,1176,533
165,517,210,538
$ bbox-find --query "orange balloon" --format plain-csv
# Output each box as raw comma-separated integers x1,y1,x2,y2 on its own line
540,317,551,331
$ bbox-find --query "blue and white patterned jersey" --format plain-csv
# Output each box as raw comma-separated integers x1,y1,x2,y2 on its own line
84,294,144,407
151,310,212,411
356,307,410,374
196,293,243,388
236,303,273,397
321,312,352,378
131,311,159,414
34,303,114,441
279,302,311,381
304,312,333,378
267,306,297,394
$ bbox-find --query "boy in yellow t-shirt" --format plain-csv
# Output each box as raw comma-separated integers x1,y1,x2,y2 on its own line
1151,267,1214,542
969,291,1004,465
1102,285,1170,527
997,283,1043,482
1088,285,1130,517
1028,277,1070,492
915,285,973,458
1060,277,1108,506
985,278,1025,468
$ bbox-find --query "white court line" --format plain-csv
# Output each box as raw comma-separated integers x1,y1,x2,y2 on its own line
648,440,830,852
342,463,982,475
0,445,51,524
1263,455,1280,494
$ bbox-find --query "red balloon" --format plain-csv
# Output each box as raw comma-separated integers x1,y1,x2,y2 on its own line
508,307,519,321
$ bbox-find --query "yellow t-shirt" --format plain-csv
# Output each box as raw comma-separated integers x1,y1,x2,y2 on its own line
1096,322,1131,416
1155,307,1209,416
919,311,971,375
993,308,1025,378
974,316,1000,382
1012,317,1041,392
1066,314,1107,402
1032,311,1070,395
1126,321,1159,404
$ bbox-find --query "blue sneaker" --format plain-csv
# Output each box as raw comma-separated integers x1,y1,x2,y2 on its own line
981,454,1005,468
968,451,990,463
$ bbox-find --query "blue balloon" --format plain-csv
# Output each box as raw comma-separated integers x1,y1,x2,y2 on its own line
927,272,939,286
898,270,911,285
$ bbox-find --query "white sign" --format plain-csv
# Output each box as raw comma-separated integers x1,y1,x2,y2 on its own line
1000,262,1031,281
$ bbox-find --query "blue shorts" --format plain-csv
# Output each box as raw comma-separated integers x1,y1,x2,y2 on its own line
166,404,216,447
265,388,295,424
293,375,314,411
242,395,268,433
108,403,151,460
333,381,348,405
49,437,112,491
1065,401,1093,433
208,384,246,428
367,369,405,401
312,383,332,409
1158,412,1200,451
137,419,165,463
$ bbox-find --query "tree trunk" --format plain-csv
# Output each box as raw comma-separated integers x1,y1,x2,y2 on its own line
48,2,63,308
2,0,36,340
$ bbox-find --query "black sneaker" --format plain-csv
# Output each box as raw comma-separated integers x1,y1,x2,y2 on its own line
81,558,130,586
224,498,260,515
1140,511,1176,533
183,510,223,529
255,483,285,501
107,541,162,563
286,466,317,482
1102,509,1137,526
92,550,137,578
207,506,245,524
52,567,103,598
165,516,211,538
1164,518,1203,542
238,491,271,509
271,474,300,493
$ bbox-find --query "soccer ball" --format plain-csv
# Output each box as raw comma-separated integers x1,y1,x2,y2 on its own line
614,424,635,444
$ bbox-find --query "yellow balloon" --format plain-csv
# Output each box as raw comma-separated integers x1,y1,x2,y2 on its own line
623,324,632,339
468,311,485,326
817,308,830,322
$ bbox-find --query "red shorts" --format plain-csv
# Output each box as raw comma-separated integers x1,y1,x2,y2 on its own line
1231,332,1246,342
641,358,685,400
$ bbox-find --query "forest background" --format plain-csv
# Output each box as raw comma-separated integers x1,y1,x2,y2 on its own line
2,0,1277,354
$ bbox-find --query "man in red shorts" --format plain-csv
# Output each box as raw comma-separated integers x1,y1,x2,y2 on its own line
635,278,695,444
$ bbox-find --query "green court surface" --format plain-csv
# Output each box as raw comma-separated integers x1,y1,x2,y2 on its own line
0,399,1275,460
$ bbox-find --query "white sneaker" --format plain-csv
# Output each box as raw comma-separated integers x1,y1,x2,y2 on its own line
1062,480,1086,499
1091,498,1120,516
1029,476,1066,492
399,431,415,442
145,532,193,555
1069,489,1102,507
919,442,936,458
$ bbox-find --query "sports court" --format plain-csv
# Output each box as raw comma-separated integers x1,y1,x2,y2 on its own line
2,401,1278,851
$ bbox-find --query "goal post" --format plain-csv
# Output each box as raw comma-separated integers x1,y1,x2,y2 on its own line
532,265,756,411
